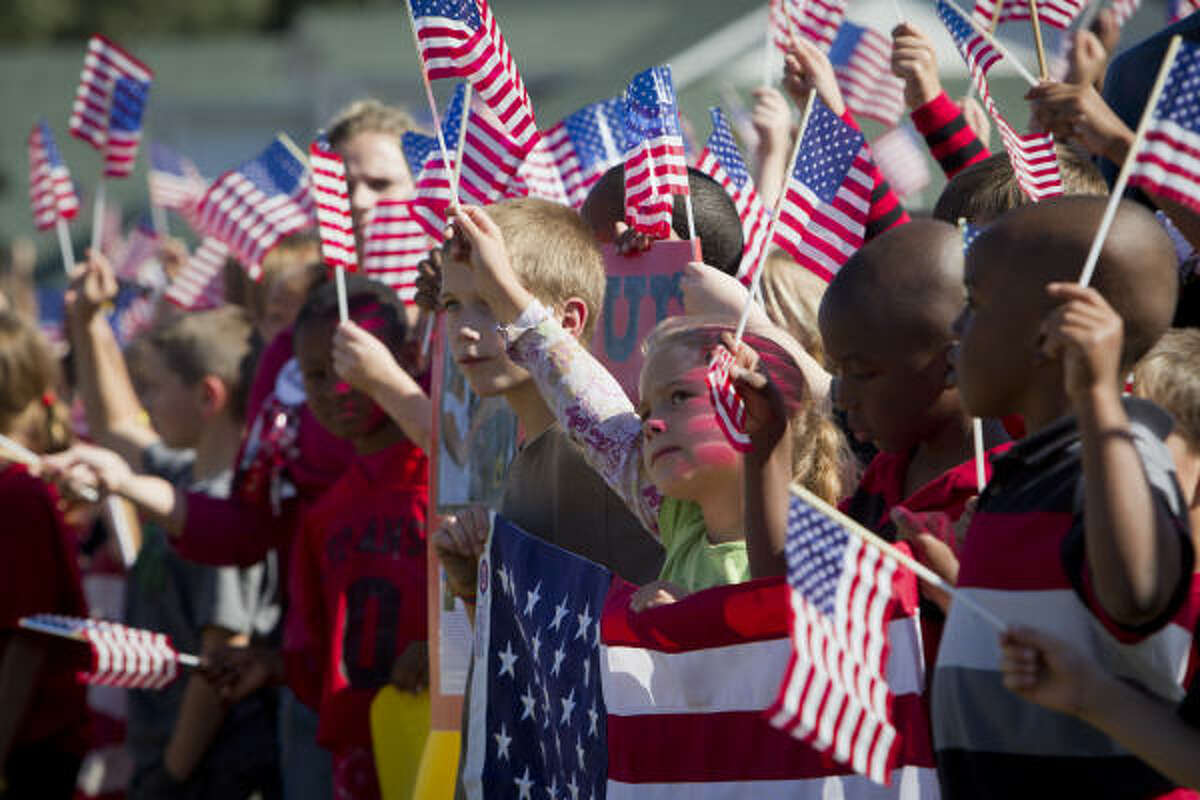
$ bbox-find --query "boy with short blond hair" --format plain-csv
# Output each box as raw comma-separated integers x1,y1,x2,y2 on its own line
936,195,1197,798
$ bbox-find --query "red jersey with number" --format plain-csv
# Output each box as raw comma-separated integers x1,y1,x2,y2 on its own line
287,439,429,751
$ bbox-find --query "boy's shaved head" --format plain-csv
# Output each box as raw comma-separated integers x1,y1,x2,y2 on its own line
821,219,964,345
972,195,1177,367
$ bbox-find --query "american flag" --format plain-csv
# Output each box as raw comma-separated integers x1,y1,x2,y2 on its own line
770,0,848,54
960,219,986,252
411,83,531,238
972,0,1088,29
28,120,80,231
510,136,571,206
194,137,313,271
20,614,188,691
464,516,936,797
829,21,907,127
938,0,1064,202
772,99,873,282
622,66,689,239
309,140,358,272
361,199,431,305
148,142,206,216
705,344,754,453
112,215,164,288
695,107,771,282
1167,0,1196,24
870,125,932,200
409,0,540,149
767,492,901,784
402,130,440,180
114,293,157,344
164,237,229,310
543,97,630,209
1129,41,1200,216
68,35,153,173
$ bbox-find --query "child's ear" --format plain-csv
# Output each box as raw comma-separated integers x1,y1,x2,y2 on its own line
198,375,230,418
558,297,590,341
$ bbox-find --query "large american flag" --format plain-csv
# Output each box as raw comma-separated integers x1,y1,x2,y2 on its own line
770,0,848,54
972,0,1088,29
411,83,531,238
194,137,313,271
1129,40,1200,216
68,35,153,175
20,614,187,691
772,99,873,282
938,0,1064,202
829,21,906,127
148,142,206,216
544,97,630,209
361,199,431,305
309,140,358,272
28,120,80,231
622,66,689,239
164,236,229,310
767,492,911,784
695,107,771,282
464,516,936,798
409,0,540,149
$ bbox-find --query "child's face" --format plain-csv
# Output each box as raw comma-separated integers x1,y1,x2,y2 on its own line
821,305,956,454
295,317,389,442
138,344,205,450
261,261,319,344
637,342,741,502
953,252,1041,419
440,251,531,397
339,131,415,239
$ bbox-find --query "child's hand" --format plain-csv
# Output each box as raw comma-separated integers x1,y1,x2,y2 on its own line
891,22,942,110
1025,82,1133,163
783,35,846,117
631,580,688,612
721,333,790,458
891,506,961,613
433,506,490,600
332,320,401,396
157,237,190,281
751,87,794,157
40,443,131,497
64,250,119,322
1065,29,1109,89
999,626,1096,717
960,95,991,149
390,640,430,694
414,247,443,312
447,205,533,324
202,645,284,704
1040,283,1124,404
680,262,750,318
613,222,657,256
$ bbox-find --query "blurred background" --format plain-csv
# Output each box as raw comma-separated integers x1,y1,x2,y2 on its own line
0,0,1172,286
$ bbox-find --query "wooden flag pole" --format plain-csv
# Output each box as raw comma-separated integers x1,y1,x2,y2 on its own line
989,0,1005,32
733,90,816,343
973,418,987,491
450,84,473,200
402,2,463,216
790,483,1009,631
1078,35,1181,287
1028,0,1051,80
276,132,309,166
90,178,106,256
55,219,76,275
664,65,699,243
950,0,1042,87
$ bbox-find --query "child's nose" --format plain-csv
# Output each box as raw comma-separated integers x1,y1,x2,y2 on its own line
644,418,666,438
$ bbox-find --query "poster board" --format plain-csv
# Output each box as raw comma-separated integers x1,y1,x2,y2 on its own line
589,239,699,401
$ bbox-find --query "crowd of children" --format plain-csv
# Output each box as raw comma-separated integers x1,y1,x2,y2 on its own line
2,6,1200,800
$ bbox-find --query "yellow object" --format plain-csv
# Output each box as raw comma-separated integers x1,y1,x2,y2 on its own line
412,729,461,800
370,688,431,800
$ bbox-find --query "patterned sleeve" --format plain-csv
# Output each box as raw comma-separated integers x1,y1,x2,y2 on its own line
507,308,662,537
910,91,991,179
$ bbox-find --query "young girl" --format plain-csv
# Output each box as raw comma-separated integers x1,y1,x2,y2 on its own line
450,205,852,607
0,310,90,798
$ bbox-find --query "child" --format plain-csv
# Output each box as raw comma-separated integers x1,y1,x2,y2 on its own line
53,302,281,800
995,327,1200,789
0,311,89,799
248,231,322,346
446,203,850,606
284,274,429,800
937,195,1196,798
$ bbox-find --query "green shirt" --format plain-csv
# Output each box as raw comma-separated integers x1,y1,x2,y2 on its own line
656,497,749,593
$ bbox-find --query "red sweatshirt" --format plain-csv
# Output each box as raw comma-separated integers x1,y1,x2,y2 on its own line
910,91,991,179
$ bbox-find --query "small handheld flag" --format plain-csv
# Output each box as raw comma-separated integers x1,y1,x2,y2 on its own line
705,344,754,453
29,121,80,232
20,614,198,690
622,66,690,240
309,140,359,273
543,96,630,209
68,34,154,168
829,21,907,127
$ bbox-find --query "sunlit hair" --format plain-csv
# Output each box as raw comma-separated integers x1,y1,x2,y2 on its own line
759,250,829,367
1134,328,1200,451
0,311,70,453
325,99,422,152
642,315,855,504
